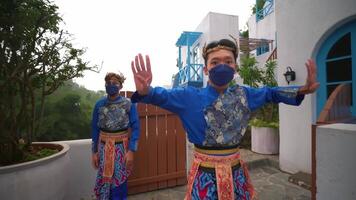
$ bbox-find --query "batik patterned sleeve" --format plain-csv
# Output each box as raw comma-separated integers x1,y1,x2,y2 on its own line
131,86,188,114
243,86,305,112
128,103,140,152
91,101,100,153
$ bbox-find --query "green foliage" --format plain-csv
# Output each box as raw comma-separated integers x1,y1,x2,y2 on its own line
240,29,249,39
0,0,96,165
249,118,279,129
239,57,263,88
36,81,104,141
252,0,267,14
239,57,279,128
23,148,59,162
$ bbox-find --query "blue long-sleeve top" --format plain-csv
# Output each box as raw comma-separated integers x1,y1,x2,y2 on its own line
131,84,304,147
91,95,140,153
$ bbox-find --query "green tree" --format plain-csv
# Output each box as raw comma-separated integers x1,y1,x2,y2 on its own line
252,0,266,14
239,57,279,128
240,29,249,39
35,81,104,142
0,0,96,165
239,56,263,88
37,93,91,141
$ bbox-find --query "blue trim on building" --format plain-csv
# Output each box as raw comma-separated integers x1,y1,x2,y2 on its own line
256,0,274,22
316,20,356,116
176,31,203,47
175,31,203,88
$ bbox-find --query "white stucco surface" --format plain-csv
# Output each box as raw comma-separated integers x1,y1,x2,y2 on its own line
275,0,356,173
316,123,356,200
193,12,239,87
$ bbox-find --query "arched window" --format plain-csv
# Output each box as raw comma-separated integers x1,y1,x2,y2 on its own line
317,20,356,116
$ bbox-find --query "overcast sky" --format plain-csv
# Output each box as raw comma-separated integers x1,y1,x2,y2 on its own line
55,0,256,91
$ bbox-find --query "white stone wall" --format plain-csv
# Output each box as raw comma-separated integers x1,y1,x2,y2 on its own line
248,8,276,66
0,143,70,200
316,124,356,200
275,0,356,173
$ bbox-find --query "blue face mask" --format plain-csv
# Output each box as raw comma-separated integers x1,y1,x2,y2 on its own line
208,64,235,86
105,84,120,96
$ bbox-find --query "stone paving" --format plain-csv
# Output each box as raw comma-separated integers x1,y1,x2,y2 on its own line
128,149,311,200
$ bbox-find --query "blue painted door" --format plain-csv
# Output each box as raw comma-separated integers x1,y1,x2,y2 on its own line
317,20,356,116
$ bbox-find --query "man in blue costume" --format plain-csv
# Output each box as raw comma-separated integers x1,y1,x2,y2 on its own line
91,72,140,200
130,39,319,200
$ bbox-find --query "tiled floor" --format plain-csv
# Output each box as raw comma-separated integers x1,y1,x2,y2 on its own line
128,149,311,200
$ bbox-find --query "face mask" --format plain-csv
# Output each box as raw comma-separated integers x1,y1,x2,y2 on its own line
105,84,119,96
208,64,235,86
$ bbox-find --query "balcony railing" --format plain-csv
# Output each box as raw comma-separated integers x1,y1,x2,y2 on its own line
256,0,274,22
177,63,203,88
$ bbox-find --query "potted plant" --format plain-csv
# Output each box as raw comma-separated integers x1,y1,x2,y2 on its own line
0,0,95,199
239,57,279,154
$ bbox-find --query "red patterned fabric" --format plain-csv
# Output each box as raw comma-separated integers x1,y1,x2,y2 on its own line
185,151,255,200
99,132,128,181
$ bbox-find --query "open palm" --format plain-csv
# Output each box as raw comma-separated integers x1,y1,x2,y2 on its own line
299,59,320,95
131,54,152,95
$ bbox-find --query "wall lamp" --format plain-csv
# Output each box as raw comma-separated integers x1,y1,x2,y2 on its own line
283,66,296,84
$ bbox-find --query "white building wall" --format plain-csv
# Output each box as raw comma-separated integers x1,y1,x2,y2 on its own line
275,0,356,173
192,12,239,87
248,8,276,66
316,124,356,200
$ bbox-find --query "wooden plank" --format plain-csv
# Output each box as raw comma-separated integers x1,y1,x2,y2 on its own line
128,170,186,187
128,103,148,194
167,114,177,187
124,91,187,194
157,108,168,189
175,117,187,185
147,105,158,191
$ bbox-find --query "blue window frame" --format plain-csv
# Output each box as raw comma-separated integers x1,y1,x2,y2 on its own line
256,44,270,56
317,20,356,116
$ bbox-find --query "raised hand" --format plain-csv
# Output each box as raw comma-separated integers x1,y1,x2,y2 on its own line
298,59,320,95
131,54,152,95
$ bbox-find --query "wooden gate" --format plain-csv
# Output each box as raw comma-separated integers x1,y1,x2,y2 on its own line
121,91,187,194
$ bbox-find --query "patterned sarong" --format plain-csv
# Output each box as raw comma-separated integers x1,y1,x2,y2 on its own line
94,131,129,199
99,132,129,182
185,148,255,200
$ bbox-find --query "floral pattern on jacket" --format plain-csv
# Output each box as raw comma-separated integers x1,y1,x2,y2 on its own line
203,85,250,146
98,97,131,132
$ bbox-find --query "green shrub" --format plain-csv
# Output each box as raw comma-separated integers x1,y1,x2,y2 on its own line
238,57,279,128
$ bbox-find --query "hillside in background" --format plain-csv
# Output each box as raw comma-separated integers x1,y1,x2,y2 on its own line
35,81,105,141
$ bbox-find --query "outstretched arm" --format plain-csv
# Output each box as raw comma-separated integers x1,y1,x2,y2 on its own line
131,53,152,96
298,59,320,95
244,59,320,111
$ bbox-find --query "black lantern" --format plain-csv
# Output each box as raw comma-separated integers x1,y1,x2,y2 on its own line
283,66,296,84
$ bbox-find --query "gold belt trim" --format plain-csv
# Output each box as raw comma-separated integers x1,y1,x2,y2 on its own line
194,146,239,155
99,130,128,143
200,159,240,169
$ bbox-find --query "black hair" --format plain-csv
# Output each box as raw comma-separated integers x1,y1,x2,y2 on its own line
203,39,238,66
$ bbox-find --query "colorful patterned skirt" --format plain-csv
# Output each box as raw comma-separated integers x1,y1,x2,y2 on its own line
94,131,129,200
185,147,255,200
